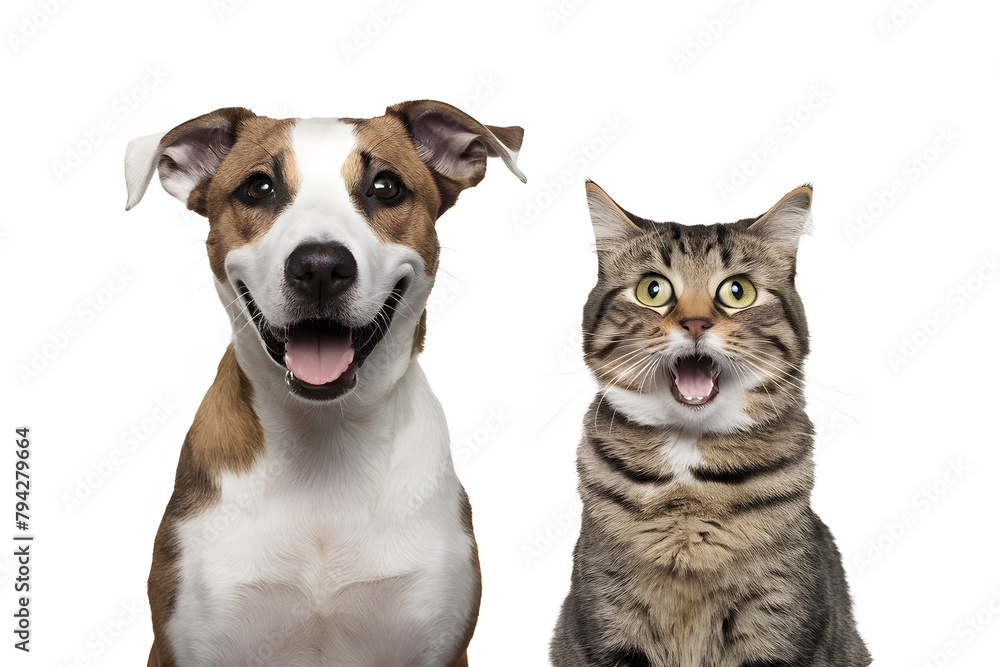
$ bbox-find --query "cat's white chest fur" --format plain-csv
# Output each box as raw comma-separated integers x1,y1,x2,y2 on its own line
604,378,753,437
164,367,476,667
659,432,703,481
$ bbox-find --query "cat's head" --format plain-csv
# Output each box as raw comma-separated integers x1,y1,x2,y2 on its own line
582,181,812,434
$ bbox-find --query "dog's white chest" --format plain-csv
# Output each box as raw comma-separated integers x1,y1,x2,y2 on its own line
165,381,476,666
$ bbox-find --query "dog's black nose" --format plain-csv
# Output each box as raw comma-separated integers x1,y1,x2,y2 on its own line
285,242,357,304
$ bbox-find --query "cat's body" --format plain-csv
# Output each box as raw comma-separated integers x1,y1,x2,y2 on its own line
551,182,870,667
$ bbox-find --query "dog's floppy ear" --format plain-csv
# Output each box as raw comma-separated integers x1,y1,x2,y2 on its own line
388,100,526,211
124,107,255,212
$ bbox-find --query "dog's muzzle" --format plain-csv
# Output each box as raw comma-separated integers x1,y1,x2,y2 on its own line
237,243,406,401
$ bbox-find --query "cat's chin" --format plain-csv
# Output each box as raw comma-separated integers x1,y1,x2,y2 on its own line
600,381,753,434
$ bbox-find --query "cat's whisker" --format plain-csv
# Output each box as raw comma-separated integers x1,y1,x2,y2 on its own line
610,354,656,391
738,345,863,398
728,346,810,393
635,359,656,394
737,354,864,428
636,360,655,394
584,348,645,372
636,354,666,395
583,333,667,346
732,358,783,422
582,338,669,362
528,377,600,446
612,344,669,391
595,355,648,388
730,352,806,403
594,387,618,436
596,346,659,383
733,348,825,399
583,332,659,341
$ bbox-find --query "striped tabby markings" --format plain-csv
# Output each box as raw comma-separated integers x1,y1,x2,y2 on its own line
553,182,870,666
581,414,815,576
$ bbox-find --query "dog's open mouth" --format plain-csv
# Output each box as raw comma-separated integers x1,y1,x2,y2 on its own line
668,355,721,407
237,280,405,401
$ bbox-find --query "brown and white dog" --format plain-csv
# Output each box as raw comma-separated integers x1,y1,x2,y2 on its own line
123,101,525,666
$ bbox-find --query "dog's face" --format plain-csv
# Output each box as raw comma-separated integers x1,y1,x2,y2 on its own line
125,101,524,401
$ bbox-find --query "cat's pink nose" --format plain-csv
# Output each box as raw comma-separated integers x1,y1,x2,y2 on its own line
680,317,713,339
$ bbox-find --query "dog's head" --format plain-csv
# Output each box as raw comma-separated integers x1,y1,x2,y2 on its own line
125,101,524,402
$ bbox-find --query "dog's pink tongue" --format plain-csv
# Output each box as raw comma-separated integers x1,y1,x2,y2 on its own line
674,357,715,399
284,324,354,386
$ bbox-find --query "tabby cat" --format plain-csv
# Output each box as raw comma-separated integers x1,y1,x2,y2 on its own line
550,182,870,667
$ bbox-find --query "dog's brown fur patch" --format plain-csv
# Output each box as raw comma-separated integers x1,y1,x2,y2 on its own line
192,116,300,282
445,487,481,667
147,345,265,664
343,114,444,276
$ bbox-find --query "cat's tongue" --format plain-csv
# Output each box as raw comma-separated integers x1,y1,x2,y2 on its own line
674,356,716,400
284,323,355,386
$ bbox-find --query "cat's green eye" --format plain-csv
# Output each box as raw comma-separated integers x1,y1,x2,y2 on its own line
717,276,757,309
636,275,673,308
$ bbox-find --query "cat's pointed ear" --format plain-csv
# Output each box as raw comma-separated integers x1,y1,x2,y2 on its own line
747,184,813,258
586,181,642,251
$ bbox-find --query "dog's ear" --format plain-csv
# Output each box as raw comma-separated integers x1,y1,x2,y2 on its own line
124,107,255,212
388,100,525,211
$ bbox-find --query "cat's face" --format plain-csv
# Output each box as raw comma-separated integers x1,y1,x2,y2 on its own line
582,182,812,435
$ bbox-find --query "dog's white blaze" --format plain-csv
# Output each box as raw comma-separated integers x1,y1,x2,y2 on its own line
165,364,476,666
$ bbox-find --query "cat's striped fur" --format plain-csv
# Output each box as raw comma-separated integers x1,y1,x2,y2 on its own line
550,182,870,667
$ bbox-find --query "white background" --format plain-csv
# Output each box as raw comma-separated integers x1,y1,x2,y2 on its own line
3,0,999,665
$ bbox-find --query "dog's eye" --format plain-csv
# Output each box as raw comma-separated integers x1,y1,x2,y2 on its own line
367,172,401,201
245,174,275,200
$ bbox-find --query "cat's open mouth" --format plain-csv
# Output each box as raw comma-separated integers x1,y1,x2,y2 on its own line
668,355,721,407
